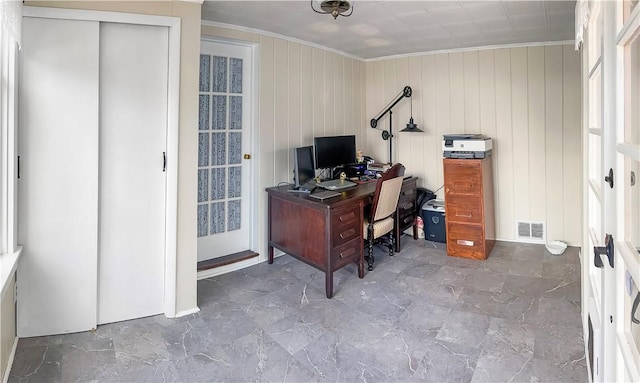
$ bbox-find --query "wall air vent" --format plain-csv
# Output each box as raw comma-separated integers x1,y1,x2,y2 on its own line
516,221,545,243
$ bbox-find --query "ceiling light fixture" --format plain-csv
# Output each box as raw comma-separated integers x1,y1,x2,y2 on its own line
311,0,353,19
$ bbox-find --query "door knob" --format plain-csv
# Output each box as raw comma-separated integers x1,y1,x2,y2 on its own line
243,154,251,160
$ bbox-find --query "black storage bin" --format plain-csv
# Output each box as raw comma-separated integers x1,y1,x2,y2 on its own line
422,199,446,243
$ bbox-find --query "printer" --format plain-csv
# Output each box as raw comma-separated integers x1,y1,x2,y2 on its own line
442,134,492,159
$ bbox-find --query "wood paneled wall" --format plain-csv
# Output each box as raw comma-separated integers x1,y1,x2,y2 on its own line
202,24,581,245
365,45,582,244
201,25,367,258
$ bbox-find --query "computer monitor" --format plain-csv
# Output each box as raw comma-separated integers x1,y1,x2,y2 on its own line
293,146,315,189
314,135,356,170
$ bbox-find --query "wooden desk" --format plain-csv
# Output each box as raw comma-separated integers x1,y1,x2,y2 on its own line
266,177,417,298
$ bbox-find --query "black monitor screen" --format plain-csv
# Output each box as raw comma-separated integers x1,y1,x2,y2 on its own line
314,135,356,169
293,146,315,188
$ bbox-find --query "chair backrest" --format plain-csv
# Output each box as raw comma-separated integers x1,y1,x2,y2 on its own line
370,163,405,222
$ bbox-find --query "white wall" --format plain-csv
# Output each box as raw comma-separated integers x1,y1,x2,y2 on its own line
365,45,582,245
201,24,367,260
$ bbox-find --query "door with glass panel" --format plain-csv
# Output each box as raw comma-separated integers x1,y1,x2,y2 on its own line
583,1,640,381
197,40,253,261
582,2,612,382
613,1,640,381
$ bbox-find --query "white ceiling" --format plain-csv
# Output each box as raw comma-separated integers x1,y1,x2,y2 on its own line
201,1,576,60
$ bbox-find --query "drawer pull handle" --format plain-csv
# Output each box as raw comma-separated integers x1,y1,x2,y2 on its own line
453,182,473,189
339,229,356,239
403,216,414,224
456,212,472,218
340,247,355,259
339,212,355,222
457,239,474,246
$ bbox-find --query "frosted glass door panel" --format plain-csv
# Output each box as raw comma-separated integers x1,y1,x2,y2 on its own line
197,41,252,261
98,23,168,324
17,17,100,337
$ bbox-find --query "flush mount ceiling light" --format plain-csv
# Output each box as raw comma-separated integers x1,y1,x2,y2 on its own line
311,0,353,19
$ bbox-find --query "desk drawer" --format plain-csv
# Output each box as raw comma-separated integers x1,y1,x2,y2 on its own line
331,237,361,268
332,205,360,247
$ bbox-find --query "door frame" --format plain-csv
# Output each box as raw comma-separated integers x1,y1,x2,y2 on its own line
197,35,261,279
23,6,181,318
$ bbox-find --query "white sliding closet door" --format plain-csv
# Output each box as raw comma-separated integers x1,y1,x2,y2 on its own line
17,17,100,337
98,22,168,324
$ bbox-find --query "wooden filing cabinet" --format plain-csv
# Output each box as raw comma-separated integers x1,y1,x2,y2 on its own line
443,157,495,260
395,177,418,252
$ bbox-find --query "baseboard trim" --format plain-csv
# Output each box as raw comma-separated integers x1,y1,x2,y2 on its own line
2,336,18,383
174,307,200,318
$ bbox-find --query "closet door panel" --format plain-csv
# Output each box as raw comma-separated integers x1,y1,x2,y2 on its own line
18,17,100,337
98,22,168,324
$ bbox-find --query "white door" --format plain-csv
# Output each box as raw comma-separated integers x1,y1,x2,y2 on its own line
613,1,640,381
583,3,614,381
97,22,168,324
17,17,100,337
583,1,640,381
197,40,253,261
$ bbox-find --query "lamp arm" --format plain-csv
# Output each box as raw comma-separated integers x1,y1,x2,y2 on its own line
370,86,412,128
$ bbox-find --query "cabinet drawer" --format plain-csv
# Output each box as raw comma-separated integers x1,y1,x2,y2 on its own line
446,197,483,224
444,161,481,194
446,222,485,260
332,206,360,247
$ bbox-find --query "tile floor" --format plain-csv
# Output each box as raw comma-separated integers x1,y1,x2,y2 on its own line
9,238,588,382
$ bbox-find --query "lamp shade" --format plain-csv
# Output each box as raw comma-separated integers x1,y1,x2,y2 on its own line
401,117,423,132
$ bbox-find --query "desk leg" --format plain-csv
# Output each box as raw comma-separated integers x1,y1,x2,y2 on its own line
268,245,274,264
413,220,418,240
325,270,333,299
357,254,364,279
395,226,402,253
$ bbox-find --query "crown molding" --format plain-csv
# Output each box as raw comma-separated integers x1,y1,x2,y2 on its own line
201,20,574,63
365,40,575,62
201,20,364,61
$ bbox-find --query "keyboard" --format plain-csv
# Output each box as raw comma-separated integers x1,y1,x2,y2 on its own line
316,179,357,190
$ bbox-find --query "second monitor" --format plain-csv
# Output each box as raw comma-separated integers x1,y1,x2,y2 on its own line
314,135,356,171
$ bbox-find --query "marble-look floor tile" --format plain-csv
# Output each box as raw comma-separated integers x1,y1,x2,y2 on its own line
9,241,587,382
533,323,586,363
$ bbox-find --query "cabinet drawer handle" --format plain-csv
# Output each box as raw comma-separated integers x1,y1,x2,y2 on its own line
456,212,472,218
339,212,355,222
339,247,356,259
339,228,356,239
457,239,474,246
453,182,473,189
403,216,414,224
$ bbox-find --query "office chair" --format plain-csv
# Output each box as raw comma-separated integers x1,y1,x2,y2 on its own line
363,163,405,271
